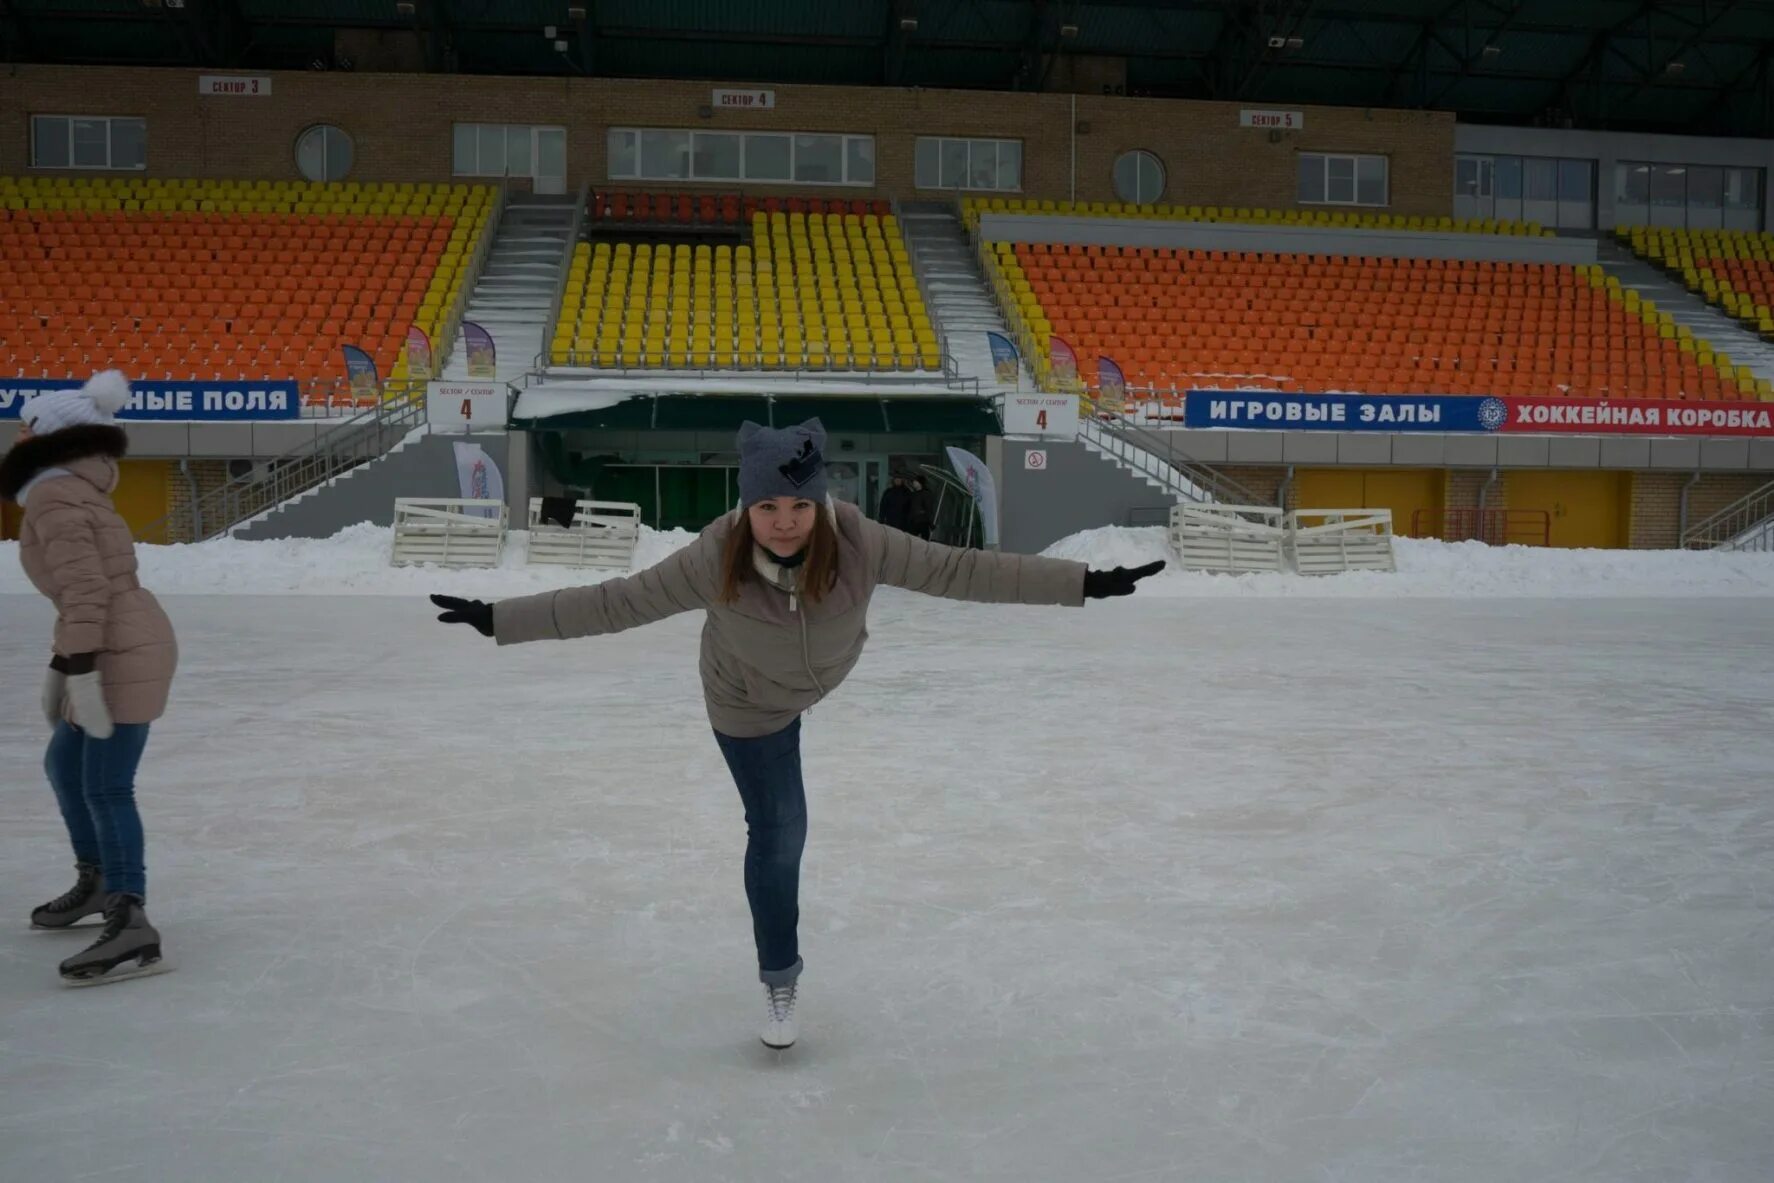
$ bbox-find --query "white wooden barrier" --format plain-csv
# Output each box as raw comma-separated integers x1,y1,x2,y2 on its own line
1168,504,1287,574
391,498,508,568
1286,508,1398,575
526,498,643,569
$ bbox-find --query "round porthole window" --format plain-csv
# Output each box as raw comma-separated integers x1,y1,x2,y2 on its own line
295,125,354,182
1112,150,1165,205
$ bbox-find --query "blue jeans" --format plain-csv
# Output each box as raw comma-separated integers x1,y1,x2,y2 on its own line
44,721,152,900
715,718,807,986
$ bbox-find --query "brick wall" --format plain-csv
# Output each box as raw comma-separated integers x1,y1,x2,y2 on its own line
1630,471,1769,549
0,65,1455,215
1218,465,1291,507
1440,470,1494,541
164,459,233,536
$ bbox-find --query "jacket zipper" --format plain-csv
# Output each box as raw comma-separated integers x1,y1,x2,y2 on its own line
784,567,826,707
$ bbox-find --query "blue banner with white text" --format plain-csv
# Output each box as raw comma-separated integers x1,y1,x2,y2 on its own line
1180,390,1774,436
1184,391,1491,433
1,379,302,421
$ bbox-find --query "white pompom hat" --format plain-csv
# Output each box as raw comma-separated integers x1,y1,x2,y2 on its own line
20,370,132,435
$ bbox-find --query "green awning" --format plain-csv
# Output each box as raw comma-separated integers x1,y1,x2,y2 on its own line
512,394,1000,435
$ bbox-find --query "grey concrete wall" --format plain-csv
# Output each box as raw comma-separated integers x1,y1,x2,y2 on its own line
1453,125,1774,233
976,213,1597,264
234,432,518,541
990,436,1175,555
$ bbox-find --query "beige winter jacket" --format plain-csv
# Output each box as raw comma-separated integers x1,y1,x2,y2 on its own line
4,432,179,725
494,500,1085,737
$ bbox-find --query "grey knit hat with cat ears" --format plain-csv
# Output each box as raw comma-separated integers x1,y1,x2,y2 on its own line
736,418,828,508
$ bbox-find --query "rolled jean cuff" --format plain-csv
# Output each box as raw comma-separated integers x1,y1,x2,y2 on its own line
760,956,803,987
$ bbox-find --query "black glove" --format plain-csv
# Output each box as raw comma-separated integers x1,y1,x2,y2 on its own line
430,594,495,637
1082,561,1166,600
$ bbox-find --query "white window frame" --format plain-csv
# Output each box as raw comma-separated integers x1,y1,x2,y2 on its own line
295,124,354,182
1299,152,1389,207
453,123,562,178
914,136,1022,192
30,115,146,171
1112,150,1166,205
607,127,876,187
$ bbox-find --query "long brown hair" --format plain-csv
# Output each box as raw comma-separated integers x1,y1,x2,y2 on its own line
719,506,841,605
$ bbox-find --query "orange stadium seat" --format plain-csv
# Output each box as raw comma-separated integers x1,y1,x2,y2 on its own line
0,176,496,410
986,241,1763,403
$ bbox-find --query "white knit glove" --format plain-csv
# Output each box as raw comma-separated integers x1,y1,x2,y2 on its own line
41,665,67,730
65,672,114,740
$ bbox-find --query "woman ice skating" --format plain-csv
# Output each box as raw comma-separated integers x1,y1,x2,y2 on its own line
0,371,179,985
430,419,1161,1049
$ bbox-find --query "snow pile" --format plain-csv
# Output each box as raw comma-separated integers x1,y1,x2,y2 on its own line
2,522,1771,599
0,522,699,599
1042,525,1774,598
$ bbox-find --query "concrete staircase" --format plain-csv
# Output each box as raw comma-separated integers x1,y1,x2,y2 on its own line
1596,238,1774,383
900,201,1030,391
443,193,576,384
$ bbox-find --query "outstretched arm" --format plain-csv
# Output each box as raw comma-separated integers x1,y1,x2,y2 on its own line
870,519,1088,607
432,529,723,645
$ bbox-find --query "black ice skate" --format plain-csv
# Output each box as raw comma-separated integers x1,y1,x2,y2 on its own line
59,894,172,986
31,862,106,930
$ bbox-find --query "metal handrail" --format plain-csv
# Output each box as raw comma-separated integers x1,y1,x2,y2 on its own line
432,180,507,376
532,179,591,372
1078,417,1262,506
1682,477,1774,549
136,385,429,545
1077,417,1210,503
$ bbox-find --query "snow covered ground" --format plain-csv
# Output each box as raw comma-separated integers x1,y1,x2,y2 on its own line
4,522,1774,600
2,531,1772,1181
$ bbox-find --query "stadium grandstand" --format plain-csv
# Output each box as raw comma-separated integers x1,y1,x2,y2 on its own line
0,0,1771,553
6,5,1774,1180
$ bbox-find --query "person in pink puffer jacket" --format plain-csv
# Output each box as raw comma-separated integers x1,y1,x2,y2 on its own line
1,371,178,987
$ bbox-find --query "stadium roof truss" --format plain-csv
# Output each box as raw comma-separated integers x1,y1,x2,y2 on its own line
3,0,1772,135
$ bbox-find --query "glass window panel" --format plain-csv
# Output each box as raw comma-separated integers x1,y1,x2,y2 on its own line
506,127,532,177
295,127,327,181
1557,158,1592,203
109,118,145,170
477,124,505,176
940,139,968,188
692,131,740,180
1724,167,1758,209
969,139,1000,189
1356,155,1386,205
845,136,874,184
71,118,109,168
33,116,69,168
1455,157,1479,198
536,128,565,177
1617,162,1650,205
1649,164,1686,207
326,127,352,179
454,124,478,174
1495,155,1522,199
607,129,637,178
640,129,691,179
793,134,842,183
744,133,790,181
914,137,940,188
1114,150,1163,203
1688,165,1723,209
1297,153,1325,203
999,140,1021,190
1524,158,1557,201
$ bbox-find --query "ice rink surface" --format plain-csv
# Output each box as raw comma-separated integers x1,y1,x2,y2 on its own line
3,580,1772,1182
